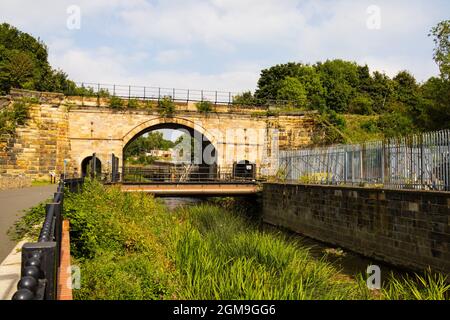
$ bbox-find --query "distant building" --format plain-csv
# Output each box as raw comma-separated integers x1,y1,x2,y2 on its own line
145,149,173,159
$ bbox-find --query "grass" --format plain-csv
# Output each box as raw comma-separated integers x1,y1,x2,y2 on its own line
9,179,450,300
8,200,50,242
31,180,53,187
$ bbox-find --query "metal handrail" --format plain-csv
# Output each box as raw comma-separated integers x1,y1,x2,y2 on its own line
11,177,85,300
64,81,306,108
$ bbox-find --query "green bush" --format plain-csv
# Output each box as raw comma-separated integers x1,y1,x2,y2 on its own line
127,99,139,109
360,119,379,133
233,91,259,106
195,100,214,114
158,96,175,117
377,112,415,138
109,96,124,109
12,101,30,125
0,99,31,134
144,100,156,110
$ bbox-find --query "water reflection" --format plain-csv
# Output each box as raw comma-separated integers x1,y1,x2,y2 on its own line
263,224,410,283
161,197,204,210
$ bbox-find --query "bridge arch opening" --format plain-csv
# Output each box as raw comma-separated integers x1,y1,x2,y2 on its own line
81,156,102,177
123,122,218,182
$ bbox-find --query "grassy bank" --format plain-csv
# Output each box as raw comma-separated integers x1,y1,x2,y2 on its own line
10,180,449,300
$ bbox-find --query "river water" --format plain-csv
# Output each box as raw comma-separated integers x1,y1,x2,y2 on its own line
160,197,409,284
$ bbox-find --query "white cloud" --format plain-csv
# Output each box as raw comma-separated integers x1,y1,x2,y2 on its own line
155,49,192,64
2,0,448,89
50,45,258,91
119,0,306,49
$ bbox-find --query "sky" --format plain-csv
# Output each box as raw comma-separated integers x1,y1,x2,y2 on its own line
0,0,449,93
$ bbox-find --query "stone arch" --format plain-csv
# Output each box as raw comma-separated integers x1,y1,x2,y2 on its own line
121,116,218,148
81,156,102,177
122,116,219,168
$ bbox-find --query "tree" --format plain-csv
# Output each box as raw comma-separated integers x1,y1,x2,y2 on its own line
124,131,176,163
420,77,450,130
368,71,393,113
276,76,307,107
316,59,359,113
348,94,374,115
392,71,423,124
430,20,450,80
255,62,307,101
0,23,74,94
4,51,35,89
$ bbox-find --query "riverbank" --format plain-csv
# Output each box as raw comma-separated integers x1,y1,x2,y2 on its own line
9,180,449,300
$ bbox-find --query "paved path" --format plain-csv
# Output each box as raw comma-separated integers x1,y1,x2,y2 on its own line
0,185,56,263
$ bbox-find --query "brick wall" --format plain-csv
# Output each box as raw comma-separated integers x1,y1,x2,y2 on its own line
262,183,450,274
57,220,72,300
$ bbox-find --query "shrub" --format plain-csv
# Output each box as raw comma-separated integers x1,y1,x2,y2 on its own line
377,112,415,138
0,99,31,134
360,119,379,133
195,100,214,114
128,99,139,109
12,101,30,125
158,96,175,117
97,89,111,98
144,100,156,110
110,96,124,109
233,91,258,106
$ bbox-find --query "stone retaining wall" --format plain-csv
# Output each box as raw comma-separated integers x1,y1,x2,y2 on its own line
262,183,450,274
0,175,31,190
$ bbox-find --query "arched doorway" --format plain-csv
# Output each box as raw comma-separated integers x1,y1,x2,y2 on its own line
122,123,217,182
81,156,102,177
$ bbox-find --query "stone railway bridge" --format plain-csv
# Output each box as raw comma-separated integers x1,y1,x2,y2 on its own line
0,89,318,180
1,89,449,276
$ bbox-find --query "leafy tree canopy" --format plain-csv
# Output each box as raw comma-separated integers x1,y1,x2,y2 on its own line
0,23,74,94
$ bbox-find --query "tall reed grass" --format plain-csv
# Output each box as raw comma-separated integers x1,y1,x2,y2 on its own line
45,180,448,300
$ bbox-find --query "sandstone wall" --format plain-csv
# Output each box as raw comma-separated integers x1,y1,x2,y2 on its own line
1,89,318,179
0,175,31,190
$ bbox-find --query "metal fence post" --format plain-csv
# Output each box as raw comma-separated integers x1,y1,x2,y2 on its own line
21,242,58,300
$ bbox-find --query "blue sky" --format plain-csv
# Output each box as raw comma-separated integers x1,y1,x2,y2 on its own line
1,0,449,92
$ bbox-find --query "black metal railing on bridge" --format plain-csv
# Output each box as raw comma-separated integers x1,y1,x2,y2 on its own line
122,163,257,183
64,82,305,109
11,177,84,300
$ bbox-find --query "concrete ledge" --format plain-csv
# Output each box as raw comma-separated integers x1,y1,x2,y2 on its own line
0,240,27,300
